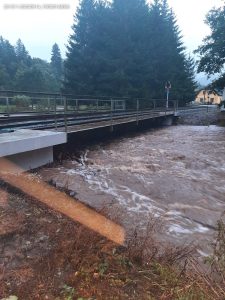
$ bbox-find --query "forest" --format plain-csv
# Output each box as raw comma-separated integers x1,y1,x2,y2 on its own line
1,0,224,102
0,38,62,92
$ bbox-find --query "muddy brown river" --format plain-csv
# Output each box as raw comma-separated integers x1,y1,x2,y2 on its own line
39,125,225,256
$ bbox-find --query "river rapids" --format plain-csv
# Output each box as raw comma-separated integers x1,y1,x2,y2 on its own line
39,125,225,256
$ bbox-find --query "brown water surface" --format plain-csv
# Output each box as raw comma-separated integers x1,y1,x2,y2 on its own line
39,125,225,256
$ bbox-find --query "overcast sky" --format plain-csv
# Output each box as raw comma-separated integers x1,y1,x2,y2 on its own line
0,0,223,83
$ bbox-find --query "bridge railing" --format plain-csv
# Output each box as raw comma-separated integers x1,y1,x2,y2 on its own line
0,90,178,132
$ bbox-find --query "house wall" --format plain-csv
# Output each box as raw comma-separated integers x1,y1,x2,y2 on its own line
195,90,222,105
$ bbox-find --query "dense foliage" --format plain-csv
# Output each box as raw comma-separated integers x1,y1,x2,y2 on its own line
1,0,197,101
0,37,62,92
195,3,225,89
64,0,196,102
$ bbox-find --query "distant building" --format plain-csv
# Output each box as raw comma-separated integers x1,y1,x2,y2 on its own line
222,87,225,101
195,89,222,105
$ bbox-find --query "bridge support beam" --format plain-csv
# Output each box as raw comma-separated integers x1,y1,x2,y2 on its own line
0,129,67,173
161,116,174,126
2,147,53,173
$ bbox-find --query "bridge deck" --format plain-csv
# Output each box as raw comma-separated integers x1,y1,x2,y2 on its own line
0,109,174,133
55,111,174,133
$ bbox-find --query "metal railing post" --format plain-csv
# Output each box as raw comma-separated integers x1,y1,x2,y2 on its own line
6,96,9,116
54,96,57,130
64,96,68,132
110,99,114,132
47,97,50,113
174,100,178,114
136,99,139,125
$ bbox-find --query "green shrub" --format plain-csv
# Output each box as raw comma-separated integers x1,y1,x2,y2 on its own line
13,95,31,108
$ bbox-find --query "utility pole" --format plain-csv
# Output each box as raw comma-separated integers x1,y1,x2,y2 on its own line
165,81,171,109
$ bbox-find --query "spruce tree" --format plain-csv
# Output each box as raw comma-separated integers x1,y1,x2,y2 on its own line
0,36,61,92
64,0,96,94
64,0,196,101
64,0,150,97
51,43,63,81
15,39,32,67
108,0,150,97
148,0,196,102
0,36,18,89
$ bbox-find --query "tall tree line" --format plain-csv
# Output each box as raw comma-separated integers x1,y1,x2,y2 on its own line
64,0,197,102
0,37,63,92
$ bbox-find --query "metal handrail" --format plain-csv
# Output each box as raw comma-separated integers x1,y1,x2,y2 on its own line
0,90,178,133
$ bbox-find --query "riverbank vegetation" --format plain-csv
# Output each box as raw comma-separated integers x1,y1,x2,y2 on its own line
0,187,224,300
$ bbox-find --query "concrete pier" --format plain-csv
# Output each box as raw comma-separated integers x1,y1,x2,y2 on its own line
0,129,67,173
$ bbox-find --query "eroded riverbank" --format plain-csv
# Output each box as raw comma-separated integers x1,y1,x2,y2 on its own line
39,125,225,255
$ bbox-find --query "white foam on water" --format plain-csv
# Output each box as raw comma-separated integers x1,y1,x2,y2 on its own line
165,210,183,217
66,169,78,175
58,160,214,242
196,224,209,233
168,224,192,235
197,250,209,257
169,203,210,211
60,161,166,218
168,222,209,236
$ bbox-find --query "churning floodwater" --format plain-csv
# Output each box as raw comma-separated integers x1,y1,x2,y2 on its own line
39,125,225,256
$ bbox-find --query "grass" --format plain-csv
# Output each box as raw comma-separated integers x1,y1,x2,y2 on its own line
0,187,225,300
0,105,17,113
50,223,225,300
205,219,225,284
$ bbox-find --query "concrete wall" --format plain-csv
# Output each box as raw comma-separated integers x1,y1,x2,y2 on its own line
0,129,67,173
178,106,220,125
1,147,53,173
0,129,67,157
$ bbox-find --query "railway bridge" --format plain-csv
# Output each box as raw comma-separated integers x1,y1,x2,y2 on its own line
0,90,216,172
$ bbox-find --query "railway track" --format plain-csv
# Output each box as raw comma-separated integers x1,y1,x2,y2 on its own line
0,109,171,133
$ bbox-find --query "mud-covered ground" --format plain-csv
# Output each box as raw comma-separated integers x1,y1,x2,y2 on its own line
0,189,77,299
40,125,225,256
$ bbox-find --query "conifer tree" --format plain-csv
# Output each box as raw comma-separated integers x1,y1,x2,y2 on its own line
0,36,61,92
147,0,196,101
0,36,17,89
51,43,63,81
15,39,32,66
64,0,196,101
64,0,96,94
